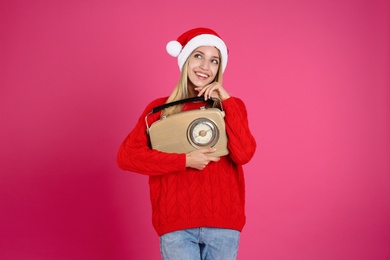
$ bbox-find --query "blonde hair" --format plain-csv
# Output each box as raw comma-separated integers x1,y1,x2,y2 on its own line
162,49,223,117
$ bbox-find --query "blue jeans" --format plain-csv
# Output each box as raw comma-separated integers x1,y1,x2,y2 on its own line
160,227,240,260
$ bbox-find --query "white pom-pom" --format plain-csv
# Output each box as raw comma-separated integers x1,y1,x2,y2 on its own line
166,40,182,57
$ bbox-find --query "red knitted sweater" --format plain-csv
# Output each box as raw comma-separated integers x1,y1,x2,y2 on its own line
117,96,256,236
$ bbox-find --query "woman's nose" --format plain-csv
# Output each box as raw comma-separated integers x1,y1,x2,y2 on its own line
200,60,209,70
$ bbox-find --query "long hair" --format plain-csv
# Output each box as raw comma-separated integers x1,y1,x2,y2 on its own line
162,49,223,117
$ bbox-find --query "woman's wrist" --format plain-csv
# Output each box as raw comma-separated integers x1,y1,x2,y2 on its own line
221,95,230,102
185,153,191,167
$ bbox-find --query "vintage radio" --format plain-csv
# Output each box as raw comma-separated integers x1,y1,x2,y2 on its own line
145,97,228,157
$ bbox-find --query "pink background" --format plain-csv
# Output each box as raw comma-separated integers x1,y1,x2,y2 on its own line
1,0,390,259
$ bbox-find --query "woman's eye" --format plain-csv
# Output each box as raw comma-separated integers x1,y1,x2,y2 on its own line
194,54,202,59
212,59,219,64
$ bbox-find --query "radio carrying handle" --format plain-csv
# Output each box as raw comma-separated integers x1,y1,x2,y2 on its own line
145,96,223,132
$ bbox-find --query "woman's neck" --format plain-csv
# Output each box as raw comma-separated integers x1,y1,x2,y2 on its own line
187,83,197,98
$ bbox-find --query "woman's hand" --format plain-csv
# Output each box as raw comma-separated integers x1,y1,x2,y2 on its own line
195,82,230,101
186,148,220,170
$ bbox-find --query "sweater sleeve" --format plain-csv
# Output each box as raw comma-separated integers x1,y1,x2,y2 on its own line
222,97,257,165
117,98,187,176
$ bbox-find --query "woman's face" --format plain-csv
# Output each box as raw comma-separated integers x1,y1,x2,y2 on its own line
187,46,220,91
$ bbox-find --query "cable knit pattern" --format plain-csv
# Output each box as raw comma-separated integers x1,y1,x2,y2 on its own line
117,96,256,236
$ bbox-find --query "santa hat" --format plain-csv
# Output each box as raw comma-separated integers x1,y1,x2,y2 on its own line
166,27,228,73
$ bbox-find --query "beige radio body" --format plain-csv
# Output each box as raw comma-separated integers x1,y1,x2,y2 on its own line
146,107,229,157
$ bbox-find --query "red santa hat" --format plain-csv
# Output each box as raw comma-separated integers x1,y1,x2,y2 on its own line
166,27,228,73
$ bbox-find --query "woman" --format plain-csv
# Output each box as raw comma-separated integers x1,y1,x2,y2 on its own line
117,27,256,260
